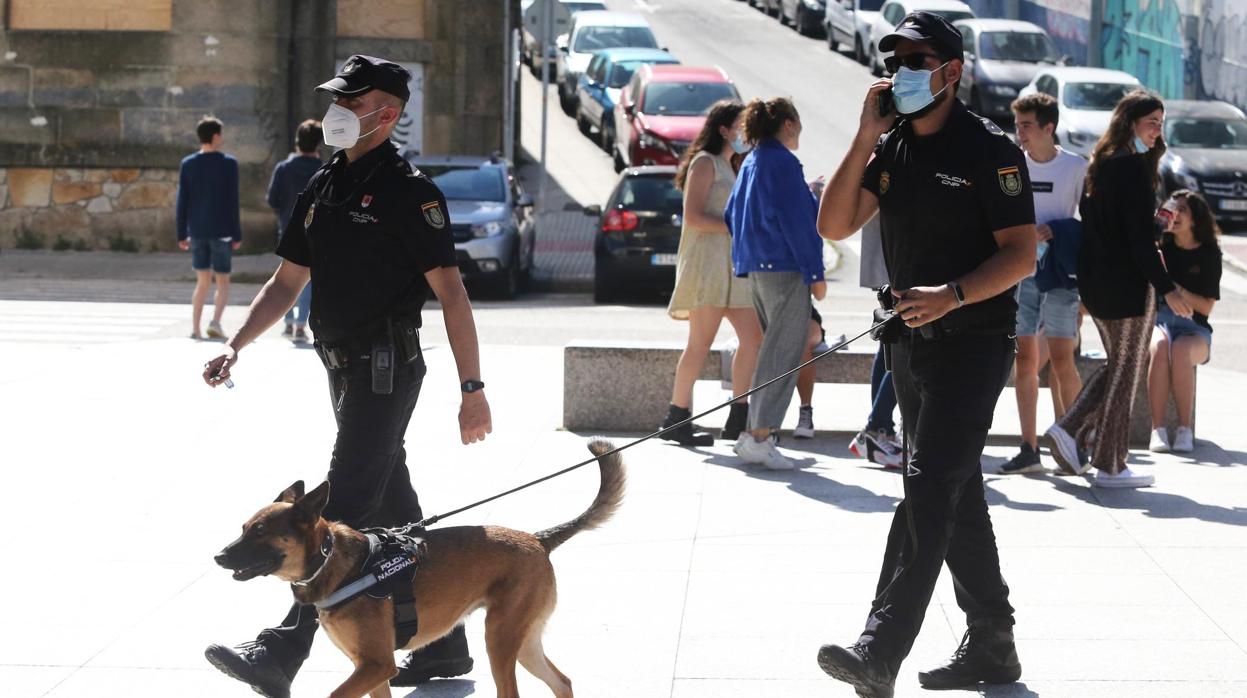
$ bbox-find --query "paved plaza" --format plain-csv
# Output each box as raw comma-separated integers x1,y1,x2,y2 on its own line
3,299,1246,698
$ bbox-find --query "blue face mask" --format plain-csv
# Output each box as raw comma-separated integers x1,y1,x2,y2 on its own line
1133,135,1150,153
892,61,950,115
730,133,752,154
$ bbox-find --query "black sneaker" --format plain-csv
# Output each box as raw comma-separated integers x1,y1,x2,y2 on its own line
391,626,474,686
205,640,295,698
917,624,1022,690
1000,443,1043,475
721,402,749,441
816,643,895,698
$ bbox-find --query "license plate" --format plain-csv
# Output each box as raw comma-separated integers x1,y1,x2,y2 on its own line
1221,199,1247,211
651,253,677,266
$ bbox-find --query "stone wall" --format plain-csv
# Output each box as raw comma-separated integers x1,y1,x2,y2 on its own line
0,0,520,253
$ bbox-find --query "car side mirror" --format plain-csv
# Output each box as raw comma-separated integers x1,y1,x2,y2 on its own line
517,193,535,208
1059,54,1072,66
583,204,602,217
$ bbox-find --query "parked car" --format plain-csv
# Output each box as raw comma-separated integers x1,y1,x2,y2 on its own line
576,47,680,152
1017,67,1140,156
408,155,536,298
1161,100,1247,229
612,64,742,172
521,0,608,79
751,0,783,17
585,166,683,303
779,0,827,36
868,0,975,76
557,11,660,116
825,0,886,65
954,19,1062,119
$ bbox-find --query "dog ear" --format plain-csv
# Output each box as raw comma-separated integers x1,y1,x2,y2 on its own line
294,481,331,522
275,481,305,504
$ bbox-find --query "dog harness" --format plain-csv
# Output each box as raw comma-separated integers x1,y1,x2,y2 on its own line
314,527,425,649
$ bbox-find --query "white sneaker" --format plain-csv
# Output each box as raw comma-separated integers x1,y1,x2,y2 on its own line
1094,467,1155,488
736,434,794,470
1171,426,1194,453
794,406,815,439
733,434,750,457
1149,427,1171,453
1045,423,1090,475
848,431,868,459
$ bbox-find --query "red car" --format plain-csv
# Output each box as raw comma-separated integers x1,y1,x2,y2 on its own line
611,64,741,172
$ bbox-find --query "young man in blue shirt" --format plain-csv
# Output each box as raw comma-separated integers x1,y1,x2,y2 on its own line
177,117,242,339
266,119,323,342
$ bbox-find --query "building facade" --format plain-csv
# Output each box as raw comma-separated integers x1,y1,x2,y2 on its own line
0,0,519,252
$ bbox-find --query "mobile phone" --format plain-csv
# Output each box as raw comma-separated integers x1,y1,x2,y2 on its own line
877,88,895,117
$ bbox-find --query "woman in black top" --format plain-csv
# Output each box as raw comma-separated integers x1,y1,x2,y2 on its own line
1044,91,1195,488
1147,189,1221,454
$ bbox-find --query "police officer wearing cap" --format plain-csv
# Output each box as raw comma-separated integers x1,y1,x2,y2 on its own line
201,55,490,698
814,13,1036,697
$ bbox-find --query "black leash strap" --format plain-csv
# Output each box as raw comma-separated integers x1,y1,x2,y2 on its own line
416,317,892,528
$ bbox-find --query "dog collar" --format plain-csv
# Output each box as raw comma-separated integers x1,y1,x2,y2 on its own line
292,532,335,588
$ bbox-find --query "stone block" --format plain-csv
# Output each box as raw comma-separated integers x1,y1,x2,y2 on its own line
53,169,81,183
86,195,112,213
5,31,176,70
0,66,31,107
0,185,8,207
88,207,166,247
115,181,175,210
0,108,57,147
337,0,427,39
171,1,279,35
110,169,141,183
29,204,90,237
32,68,95,108
52,181,101,204
83,170,110,183
96,67,172,107
170,32,269,69
59,109,122,146
103,182,122,198
8,168,54,207
0,208,32,247
0,169,6,183
9,0,171,31
121,108,196,146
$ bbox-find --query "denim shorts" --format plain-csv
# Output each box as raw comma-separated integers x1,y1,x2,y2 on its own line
1156,303,1212,363
190,238,234,274
1015,275,1080,339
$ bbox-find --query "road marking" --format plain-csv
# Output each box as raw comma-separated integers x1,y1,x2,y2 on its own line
0,302,183,345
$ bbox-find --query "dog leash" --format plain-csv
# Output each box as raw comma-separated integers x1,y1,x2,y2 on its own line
416,316,893,528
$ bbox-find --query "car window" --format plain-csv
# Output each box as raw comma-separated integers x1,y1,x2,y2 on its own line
860,0,885,11
980,31,1058,62
931,10,974,22
883,3,902,24
609,59,665,88
1063,81,1134,110
960,27,975,55
1037,74,1057,97
641,82,739,116
617,175,682,214
418,165,507,202
586,55,603,82
572,25,658,52
1165,118,1247,149
563,2,608,12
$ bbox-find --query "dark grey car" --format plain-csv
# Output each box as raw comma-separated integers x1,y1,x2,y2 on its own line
1161,100,1247,230
955,19,1062,119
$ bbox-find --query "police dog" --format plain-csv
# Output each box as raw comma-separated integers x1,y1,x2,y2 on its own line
214,440,625,698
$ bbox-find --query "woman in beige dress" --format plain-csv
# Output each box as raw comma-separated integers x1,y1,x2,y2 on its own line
661,100,763,445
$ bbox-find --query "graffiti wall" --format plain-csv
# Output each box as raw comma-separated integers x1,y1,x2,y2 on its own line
1019,0,1094,65
1193,0,1247,110
1100,0,1185,98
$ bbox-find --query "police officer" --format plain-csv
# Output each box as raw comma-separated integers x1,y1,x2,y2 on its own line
814,13,1037,697
200,55,492,698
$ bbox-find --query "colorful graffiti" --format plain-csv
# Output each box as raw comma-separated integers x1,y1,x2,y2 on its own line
1195,0,1247,111
1100,0,1185,98
1019,0,1092,65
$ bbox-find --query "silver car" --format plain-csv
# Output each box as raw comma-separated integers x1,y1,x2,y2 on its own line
407,155,536,298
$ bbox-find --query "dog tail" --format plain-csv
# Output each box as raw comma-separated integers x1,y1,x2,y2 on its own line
535,439,626,553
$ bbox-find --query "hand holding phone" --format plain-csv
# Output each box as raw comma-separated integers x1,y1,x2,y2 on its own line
860,80,898,140
877,88,894,117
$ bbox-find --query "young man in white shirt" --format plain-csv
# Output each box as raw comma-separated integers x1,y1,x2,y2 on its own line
1001,93,1088,474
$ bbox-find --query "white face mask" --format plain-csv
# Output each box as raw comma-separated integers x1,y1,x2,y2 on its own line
322,103,385,149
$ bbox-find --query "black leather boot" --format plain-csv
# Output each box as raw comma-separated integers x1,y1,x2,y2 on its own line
817,642,896,698
204,640,297,698
918,622,1022,689
660,404,714,446
720,402,749,441
391,624,474,686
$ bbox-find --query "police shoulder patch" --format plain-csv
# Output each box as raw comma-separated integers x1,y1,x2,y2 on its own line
304,202,316,228
997,166,1022,197
421,200,446,229
879,171,891,195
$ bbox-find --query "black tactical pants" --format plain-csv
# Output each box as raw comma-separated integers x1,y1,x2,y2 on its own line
260,350,429,670
859,332,1017,669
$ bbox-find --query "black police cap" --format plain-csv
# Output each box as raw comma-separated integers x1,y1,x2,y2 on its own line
878,11,964,62
316,54,411,103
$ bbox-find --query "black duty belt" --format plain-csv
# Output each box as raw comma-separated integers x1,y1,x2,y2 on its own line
314,317,421,370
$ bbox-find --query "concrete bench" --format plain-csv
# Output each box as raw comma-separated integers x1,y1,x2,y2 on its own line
562,340,1189,447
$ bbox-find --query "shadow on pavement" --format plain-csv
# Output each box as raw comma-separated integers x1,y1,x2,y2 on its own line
398,678,476,697
982,479,1064,513
982,682,1042,697
1046,475,1247,526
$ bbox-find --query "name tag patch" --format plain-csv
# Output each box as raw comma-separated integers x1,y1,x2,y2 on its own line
934,172,973,188
1032,181,1054,193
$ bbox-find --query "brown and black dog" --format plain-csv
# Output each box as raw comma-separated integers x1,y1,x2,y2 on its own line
214,440,625,698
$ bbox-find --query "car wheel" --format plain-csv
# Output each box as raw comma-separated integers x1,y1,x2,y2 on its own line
827,25,839,51
496,250,521,299
613,146,625,173
593,261,615,304
855,36,868,65
600,120,614,153
576,108,592,136
559,82,576,117
871,49,883,77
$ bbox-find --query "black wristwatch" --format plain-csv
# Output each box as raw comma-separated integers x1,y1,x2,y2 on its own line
461,379,485,394
949,280,966,308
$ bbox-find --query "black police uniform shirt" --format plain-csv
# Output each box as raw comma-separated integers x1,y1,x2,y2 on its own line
277,140,457,345
862,100,1035,332
1160,235,1222,330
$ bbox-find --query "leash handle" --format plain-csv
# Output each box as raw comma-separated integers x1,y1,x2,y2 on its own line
417,318,891,528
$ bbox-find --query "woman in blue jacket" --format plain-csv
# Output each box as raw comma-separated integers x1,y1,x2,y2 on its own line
725,97,827,470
